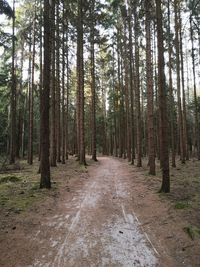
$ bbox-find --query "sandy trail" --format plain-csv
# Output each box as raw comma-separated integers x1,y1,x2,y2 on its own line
29,157,159,267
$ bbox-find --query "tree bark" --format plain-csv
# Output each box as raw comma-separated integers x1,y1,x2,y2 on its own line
128,4,135,165
156,0,170,193
90,0,97,161
179,12,188,160
10,0,16,164
28,8,36,165
56,0,61,163
77,0,86,165
61,1,65,164
174,0,185,164
134,4,142,167
190,15,200,160
50,0,57,167
167,0,176,167
145,0,155,175
40,0,51,189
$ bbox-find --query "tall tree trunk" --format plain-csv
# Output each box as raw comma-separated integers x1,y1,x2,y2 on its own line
145,0,155,175
153,22,160,161
65,23,69,160
56,0,61,163
174,0,185,164
16,39,24,158
90,1,97,161
134,4,142,167
122,13,131,162
28,10,36,165
61,1,65,164
117,29,123,158
179,12,188,161
128,4,135,165
190,15,200,160
38,0,43,162
167,0,176,167
112,43,118,157
156,0,170,193
40,0,51,189
10,0,16,164
50,0,57,166
77,0,86,165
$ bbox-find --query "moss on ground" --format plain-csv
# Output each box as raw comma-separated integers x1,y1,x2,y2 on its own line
0,169,44,212
184,225,200,240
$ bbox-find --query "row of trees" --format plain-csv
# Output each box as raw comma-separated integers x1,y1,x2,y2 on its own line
0,0,199,192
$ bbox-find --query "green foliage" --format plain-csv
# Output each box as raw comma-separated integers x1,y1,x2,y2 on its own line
175,201,191,209
0,171,45,212
0,175,21,183
184,225,200,240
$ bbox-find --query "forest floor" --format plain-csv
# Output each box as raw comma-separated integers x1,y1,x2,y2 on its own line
0,156,200,267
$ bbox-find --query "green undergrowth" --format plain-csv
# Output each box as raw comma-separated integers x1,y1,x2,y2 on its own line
0,172,45,212
0,175,21,184
184,225,200,240
79,164,88,173
0,157,88,213
175,201,191,209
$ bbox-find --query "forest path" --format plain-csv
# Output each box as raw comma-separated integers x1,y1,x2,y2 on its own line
30,157,161,267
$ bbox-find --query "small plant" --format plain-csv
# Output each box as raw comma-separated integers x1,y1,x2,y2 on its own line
175,201,190,209
184,225,200,240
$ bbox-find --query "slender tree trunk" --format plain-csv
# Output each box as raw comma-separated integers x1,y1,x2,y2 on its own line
50,0,57,166
179,12,188,160
112,43,118,157
56,0,61,163
90,2,97,161
156,0,170,193
117,28,123,158
167,0,176,167
145,0,155,175
65,23,69,160
190,15,200,160
16,39,24,158
40,0,51,189
38,1,43,162
10,0,16,164
153,22,160,161
134,4,142,167
61,1,65,164
174,0,185,164
128,5,135,165
77,0,86,165
28,10,36,165
122,14,131,162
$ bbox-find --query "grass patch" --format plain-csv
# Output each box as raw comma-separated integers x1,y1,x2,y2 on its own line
0,175,21,184
79,165,88,173
184,225,200,240
0,171,45,212
175,201,191,209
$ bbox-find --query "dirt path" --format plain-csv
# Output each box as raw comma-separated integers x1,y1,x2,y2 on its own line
26,157,170,267
1,156,196,267
27,158,158,267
